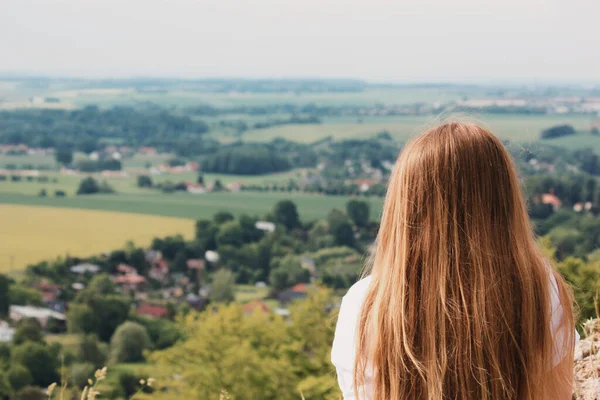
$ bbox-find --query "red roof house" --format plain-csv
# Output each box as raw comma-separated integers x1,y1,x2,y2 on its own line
243,300,271,315
136,303,168,319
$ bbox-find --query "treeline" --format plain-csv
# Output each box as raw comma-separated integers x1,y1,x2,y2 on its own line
0,106,210,153
540,124,577,139
201,145,292,175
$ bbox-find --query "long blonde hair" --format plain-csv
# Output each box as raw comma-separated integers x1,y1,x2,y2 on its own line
355,122,575,399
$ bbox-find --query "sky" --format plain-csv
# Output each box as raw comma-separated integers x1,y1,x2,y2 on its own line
1,0,599,83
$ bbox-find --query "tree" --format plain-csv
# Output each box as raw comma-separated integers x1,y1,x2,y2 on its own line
213,179,224,192
216,221,244,247
137,175,153,188
197,174,205,185
210,269,236,304
11,342,59,386
76,177,100,195
13,318,44,345
86,274,116,295
328,209,355,247
109,322,151,363
129,247,149,275
195,220,218,250
346,199,370,227
77,334,108,368
149,292,339,400
8,284,43,307
55,148,73,166
214,211,234,225
67,303,98,335
0,274,10,318
7,365,32,392
69,362,95,389
269,255,310,291
273,200,300,231
93,296,131,342
0,370,11,400
540,124,576,139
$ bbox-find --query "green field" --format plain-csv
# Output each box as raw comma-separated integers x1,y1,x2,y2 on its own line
0,191,384,221
40,87,491,109
241,114,596,144
542,132,600,153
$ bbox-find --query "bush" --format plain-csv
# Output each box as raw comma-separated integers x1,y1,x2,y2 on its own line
109,322,151,363
38,188,47,197
76,177,115,195
69,362,96,389
54,190,66,197
117,371,150,398
0,370,11,399
137,175,153,188
7,364,33,391
8,284,43,307
45,317,65,334
540,124,576,139
13,386,46,400
77,334,108,368
11,342,59,386
13,318,44,345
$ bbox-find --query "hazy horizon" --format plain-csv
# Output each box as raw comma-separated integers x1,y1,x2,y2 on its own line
3,0,599,84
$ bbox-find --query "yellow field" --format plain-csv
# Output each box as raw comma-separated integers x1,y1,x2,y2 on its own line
0,205,194,272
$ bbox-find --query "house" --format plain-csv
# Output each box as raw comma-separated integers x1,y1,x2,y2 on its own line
353,179,378,193
187,259,205,270
186,184,206,194
139,147,157,156
113,274,146,293
136,303,168,319
243,300,271,316
9,305,66,328
148,259,169,282
0,321,14,343
574,202,593,212
278,290,307,305
186,294,210,312
226,181,243,192
114,264,146,292
70,263,100,275
117,263,137,275
145,250,162,263
255,221,276,233
541,193,562,211
277,284,310,305
33,280,61,303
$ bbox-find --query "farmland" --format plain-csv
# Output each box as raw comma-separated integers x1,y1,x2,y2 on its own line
240,114,596,144
0,191,384,222
0,204,195,271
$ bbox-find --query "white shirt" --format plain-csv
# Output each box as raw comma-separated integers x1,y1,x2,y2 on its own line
331,275,580,400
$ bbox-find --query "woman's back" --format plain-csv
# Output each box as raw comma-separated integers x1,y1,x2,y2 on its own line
331,122,577,400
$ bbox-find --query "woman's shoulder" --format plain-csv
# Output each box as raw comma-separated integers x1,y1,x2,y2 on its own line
332,276,373,369
343,275,373,305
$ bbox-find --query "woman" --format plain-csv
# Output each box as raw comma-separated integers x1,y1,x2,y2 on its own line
332,122,578,400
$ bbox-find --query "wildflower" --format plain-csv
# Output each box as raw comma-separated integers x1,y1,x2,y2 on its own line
87,388,100,400
46,382,57,396
88,379,93,385
147,378,156,387
80,387,88,400
139,379,146,385
94,366,107,381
